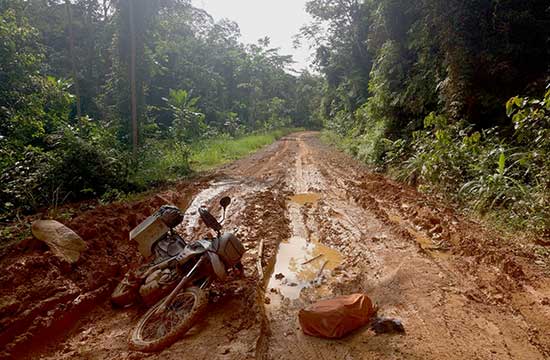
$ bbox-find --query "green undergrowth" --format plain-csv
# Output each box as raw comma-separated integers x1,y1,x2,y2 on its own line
189,128,299,172
129,128,301,188
320,86,550,236
0,128,301,223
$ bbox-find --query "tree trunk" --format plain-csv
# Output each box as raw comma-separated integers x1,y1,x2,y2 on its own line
128,0,138,152
65,0,82,120
102,0,110,20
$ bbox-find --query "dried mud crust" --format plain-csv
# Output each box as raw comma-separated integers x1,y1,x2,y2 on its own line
1,132,549,360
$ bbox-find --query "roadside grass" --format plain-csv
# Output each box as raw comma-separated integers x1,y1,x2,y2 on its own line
190,129,294,172
130,128,301,188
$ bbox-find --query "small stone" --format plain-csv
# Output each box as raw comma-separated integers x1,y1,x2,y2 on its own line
264,296,271,304
275,273,285,280
371,317,405,334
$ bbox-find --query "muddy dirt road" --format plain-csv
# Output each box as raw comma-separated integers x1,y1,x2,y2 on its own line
2,132,549,359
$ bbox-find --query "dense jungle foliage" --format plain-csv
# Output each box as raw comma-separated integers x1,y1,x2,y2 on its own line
0,0,323,218
1,0,549,235
301,0,550,233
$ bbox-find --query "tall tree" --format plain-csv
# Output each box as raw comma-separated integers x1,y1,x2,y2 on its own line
128,0,138,152
64,0,82,119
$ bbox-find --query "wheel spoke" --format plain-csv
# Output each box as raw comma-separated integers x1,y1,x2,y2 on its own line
137,291,197,343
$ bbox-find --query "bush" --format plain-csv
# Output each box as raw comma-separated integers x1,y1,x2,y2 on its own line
130,140,191,187
52,129,131,197
393,113,478,193
353,105,387,166
383,84,550,233
0,147,55,215
0,124,131,218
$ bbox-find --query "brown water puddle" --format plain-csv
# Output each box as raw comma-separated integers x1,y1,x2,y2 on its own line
267,235,342,305
266,191,342,307
178,181,234,237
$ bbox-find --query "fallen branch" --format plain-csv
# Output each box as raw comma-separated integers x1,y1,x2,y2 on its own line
257,239,264,280
316,260,329,278
301,254,323,265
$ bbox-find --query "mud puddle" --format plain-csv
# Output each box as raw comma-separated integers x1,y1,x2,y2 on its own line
267,192,342,307
267,235,342,305
178,179,237,236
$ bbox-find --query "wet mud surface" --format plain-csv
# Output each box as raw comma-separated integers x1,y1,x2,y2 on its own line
1,132,549,359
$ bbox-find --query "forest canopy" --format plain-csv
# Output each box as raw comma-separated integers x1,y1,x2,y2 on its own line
0,0,323,217
1,0,549,233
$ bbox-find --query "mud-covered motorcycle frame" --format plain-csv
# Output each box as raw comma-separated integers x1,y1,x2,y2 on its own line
128,195,246,352
149,196,231,313
155,256,209,313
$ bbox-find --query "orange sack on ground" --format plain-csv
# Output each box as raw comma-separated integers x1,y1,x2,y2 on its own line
299,294,375,339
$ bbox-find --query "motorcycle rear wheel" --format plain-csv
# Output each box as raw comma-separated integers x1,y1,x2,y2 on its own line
129,286,207,352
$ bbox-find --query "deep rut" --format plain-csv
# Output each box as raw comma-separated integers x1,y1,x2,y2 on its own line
7,132,549,360
260,133,549,360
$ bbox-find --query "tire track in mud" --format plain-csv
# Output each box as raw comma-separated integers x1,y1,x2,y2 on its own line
259,133,550,360
16,136,293,360
3,132,549,359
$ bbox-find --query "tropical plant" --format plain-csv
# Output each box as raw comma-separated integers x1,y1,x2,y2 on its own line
165,89,207,142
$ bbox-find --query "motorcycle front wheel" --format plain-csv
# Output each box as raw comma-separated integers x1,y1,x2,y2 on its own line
129,286,207,352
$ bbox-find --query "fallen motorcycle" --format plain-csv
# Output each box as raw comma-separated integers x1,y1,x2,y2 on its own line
111,196,246,352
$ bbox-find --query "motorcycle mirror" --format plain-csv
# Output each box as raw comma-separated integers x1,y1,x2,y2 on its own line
199,207,222,232
220,196,231,209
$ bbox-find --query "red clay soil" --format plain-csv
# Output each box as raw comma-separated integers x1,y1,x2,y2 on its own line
0,181,207,358
0,132,549,360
